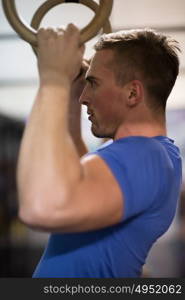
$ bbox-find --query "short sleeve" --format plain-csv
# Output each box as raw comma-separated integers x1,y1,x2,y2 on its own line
92,137,169,221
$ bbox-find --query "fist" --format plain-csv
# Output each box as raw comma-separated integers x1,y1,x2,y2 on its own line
37,24,85,86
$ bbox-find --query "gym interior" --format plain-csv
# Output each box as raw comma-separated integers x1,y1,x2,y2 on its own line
0,0,185,277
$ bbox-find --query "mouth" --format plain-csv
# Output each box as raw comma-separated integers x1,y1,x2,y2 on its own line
87,109,94,121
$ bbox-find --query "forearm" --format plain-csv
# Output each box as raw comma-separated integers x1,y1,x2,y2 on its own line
17,85,83,222
68,93,88,157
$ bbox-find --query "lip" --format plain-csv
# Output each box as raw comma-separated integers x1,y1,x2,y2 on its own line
87,110,93,115
87,109,94,121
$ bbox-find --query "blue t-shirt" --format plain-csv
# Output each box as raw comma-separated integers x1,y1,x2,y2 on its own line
33,136,182,278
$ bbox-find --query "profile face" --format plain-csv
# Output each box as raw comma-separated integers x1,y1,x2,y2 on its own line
79,49,127,138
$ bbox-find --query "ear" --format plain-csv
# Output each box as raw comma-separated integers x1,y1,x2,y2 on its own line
125,80,144,107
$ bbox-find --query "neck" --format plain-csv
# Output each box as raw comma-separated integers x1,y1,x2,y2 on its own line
114,115,166,140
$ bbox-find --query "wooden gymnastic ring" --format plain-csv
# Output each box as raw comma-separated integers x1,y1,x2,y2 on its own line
2,0,113,46
31,0,112,35
31,0,112,55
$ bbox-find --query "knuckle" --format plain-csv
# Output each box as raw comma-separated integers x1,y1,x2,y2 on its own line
37,28,45,35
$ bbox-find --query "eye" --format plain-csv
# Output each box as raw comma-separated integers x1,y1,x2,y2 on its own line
88,80,97,88
86,77,99,88
90,81,95,87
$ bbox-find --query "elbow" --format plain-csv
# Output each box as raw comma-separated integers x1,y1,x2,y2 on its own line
17,190,52,231
18,204,48,231
18,191,71,232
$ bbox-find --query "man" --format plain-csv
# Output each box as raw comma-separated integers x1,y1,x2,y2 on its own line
17,24,182,277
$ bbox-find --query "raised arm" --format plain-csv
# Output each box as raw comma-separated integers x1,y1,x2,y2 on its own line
69,61,89,157
17,24,124,233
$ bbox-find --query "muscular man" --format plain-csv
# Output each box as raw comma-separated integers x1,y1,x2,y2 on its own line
17,24,182,277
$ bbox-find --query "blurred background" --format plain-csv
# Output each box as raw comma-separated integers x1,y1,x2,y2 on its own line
0,0,185,277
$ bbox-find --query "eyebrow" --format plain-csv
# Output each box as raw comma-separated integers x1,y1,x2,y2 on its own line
85,75,100,83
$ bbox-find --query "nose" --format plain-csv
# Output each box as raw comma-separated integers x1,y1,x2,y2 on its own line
79,85,90,106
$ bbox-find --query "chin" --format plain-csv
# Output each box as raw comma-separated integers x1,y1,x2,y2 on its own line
91,126,113,139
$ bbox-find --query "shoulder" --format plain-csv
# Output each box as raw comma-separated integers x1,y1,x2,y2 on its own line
93,136,166,165
97,136,163,152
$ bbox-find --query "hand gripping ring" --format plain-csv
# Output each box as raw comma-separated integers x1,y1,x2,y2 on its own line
2,0,113,46
30,0,112,55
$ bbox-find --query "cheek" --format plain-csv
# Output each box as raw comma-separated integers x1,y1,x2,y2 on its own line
94,88,123,117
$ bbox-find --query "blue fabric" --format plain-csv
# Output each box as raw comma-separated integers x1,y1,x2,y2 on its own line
33,136,182,278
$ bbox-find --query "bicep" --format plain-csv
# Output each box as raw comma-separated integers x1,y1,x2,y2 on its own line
57,154,124,232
